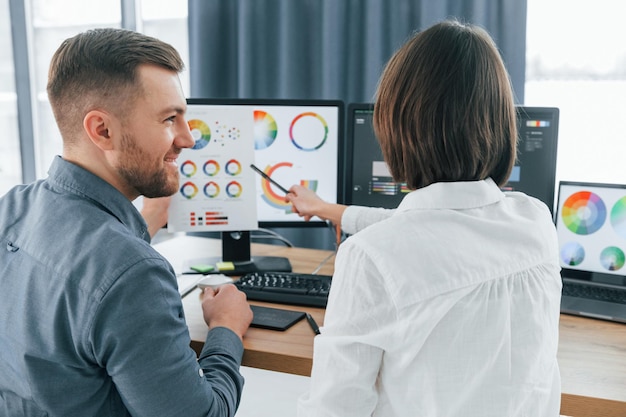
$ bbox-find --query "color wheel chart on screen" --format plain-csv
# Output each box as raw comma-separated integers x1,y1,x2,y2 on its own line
252,104,340,223
556,182,626,275
167,106,258,233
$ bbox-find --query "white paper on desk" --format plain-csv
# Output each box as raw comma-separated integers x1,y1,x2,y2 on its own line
177,274,201,297
168,106,258,233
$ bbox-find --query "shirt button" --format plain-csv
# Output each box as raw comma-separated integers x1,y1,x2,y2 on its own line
198,368,204,377
6,242,19,252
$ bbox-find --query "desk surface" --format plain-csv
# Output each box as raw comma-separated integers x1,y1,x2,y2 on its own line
154,234,626,417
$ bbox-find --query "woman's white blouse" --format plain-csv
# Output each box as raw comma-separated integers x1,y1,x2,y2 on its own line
298,179,562,417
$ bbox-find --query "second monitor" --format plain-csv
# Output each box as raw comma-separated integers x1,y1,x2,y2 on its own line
344,103,560,214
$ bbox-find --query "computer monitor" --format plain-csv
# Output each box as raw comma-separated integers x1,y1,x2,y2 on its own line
178,98,344,274
344,103,560,214
503,106,560,215
344,103,406,209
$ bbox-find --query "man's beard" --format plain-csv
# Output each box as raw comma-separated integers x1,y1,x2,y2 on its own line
117,133,179,198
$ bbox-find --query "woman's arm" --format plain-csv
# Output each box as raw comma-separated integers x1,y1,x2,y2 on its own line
286,185,395,235
285,185,348,226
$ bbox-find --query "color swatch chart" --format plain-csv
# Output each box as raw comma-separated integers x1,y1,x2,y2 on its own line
167,106,258,232
252,105,340,222
556,183,626,275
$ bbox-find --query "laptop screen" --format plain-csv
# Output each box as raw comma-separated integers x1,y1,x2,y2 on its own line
556,181,626,285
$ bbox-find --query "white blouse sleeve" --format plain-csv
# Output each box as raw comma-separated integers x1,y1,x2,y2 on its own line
341,205,395,235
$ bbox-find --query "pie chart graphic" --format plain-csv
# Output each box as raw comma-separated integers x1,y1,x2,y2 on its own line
180,160,197,178
188,119,211,150
180,181,199,199
289,112,328,151
225,159,242,176
203,181,220,198
203,160,220,176
226,181,243,198
253,110,278,150
610,196,626,239
560,241,585,266
600,246,625,271
561,191,606,235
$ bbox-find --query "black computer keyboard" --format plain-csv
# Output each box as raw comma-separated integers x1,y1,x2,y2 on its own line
235,271,332,308
562,282,626,304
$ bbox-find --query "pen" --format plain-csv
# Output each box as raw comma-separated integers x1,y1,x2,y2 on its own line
305,313,321,335
250,164,290,194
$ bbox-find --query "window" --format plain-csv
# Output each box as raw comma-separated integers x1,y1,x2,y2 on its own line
4,0,190,191
0,0,21,195
10,2,625,193
141,0,189,95
30,0,122,177
525,0,626,186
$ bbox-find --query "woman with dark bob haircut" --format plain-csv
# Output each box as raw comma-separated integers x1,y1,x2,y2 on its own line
293,20,562,417
374,19,517,190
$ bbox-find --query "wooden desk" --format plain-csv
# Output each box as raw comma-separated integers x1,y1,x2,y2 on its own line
558,315,626,417
154,235,626,417
155,235,332,376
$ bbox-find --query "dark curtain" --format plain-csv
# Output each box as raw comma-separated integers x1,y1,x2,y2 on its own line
188,0,527,104
187,0,528,250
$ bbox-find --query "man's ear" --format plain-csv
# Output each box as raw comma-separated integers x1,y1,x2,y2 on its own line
83,110,115,151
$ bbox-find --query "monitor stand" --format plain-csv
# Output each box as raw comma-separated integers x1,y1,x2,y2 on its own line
187,231,292,276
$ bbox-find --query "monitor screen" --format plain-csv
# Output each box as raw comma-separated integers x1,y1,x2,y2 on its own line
503,106,560,215
185,98,344,228
556,181,626,279
344,104,560,214
344,103,407,209
173,98,344,274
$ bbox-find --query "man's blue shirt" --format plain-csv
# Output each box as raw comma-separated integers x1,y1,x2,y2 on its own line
0,156,244,416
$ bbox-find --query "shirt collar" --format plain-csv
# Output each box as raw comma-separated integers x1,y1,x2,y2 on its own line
47,156,151,242
395,178,505,213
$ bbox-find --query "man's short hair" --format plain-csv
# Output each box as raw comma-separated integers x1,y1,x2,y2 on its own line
47,28,185,143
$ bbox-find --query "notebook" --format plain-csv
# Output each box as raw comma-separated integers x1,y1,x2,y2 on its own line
555,181,626,323
249,305,306,331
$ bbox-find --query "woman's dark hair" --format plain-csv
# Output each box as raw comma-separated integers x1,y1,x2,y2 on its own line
374,19,517,189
